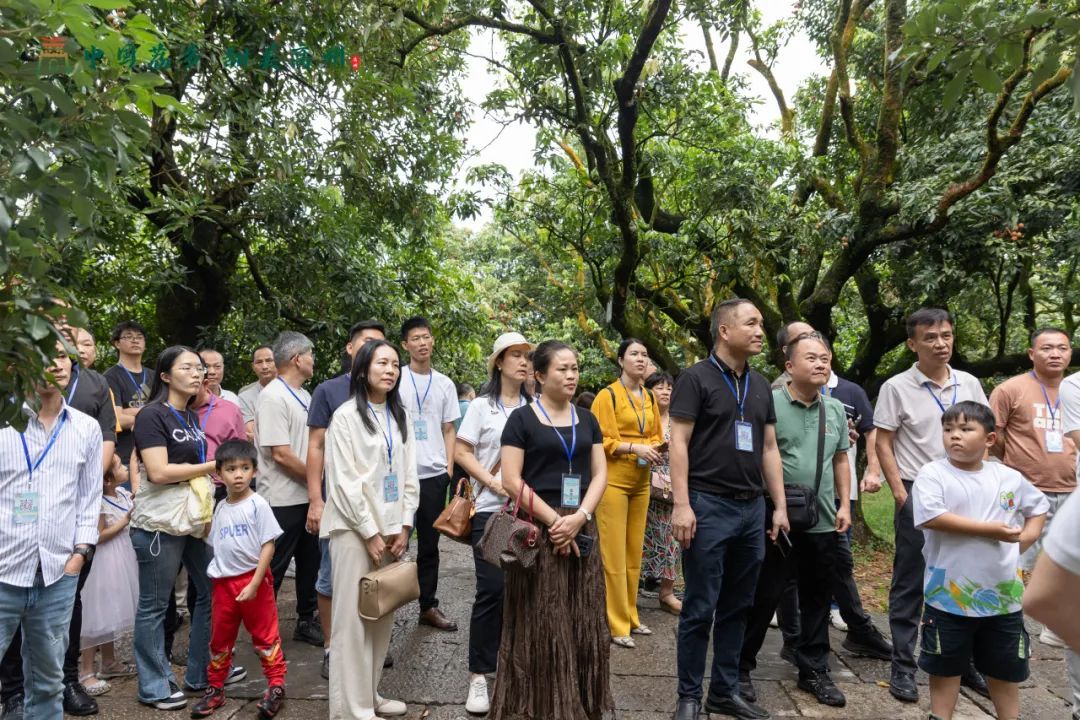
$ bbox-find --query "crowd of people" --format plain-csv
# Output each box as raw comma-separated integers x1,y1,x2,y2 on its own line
0,301,1078,720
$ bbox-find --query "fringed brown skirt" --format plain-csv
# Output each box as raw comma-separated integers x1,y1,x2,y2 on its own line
491,513,614,720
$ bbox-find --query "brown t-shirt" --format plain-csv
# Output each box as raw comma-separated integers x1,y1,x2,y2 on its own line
989,373,1076,493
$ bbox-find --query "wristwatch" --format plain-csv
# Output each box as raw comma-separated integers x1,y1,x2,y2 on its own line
578,508,593,522
72,545,95,564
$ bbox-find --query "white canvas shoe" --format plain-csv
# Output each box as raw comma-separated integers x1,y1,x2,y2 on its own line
465,675,490,715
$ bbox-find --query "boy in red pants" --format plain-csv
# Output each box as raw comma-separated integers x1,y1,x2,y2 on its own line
193,440,286,719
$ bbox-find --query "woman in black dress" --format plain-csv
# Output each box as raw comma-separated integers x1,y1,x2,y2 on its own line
492,340,613,720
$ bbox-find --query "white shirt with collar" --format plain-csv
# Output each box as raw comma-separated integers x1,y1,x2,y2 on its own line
0,401,103,587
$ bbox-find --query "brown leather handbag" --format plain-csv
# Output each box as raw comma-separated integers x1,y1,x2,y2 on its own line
358,559,420,621
433,478,475,544
477,482,540,571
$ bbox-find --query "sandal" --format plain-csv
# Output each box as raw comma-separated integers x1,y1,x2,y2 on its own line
98,661,137,679
631,624,653,636
80,674,111,697
659,594,683,615
611,636,636,648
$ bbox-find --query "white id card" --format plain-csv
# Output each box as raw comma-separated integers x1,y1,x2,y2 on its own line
1045,428,1064,453
413,418,429,442
14,492,39,525
561,473,581,508
383,473,400,503
735,421,753,453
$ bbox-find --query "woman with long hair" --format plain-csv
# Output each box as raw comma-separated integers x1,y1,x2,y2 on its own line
492,340,612,720
590,338,664,647
641,372,682,614
453,332,535,714
130,346,244,710
322,340,419,720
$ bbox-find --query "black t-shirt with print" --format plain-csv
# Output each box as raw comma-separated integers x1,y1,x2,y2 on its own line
104,363,152,464
132,401,206,466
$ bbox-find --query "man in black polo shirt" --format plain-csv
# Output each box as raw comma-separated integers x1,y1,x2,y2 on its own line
670,299,789,720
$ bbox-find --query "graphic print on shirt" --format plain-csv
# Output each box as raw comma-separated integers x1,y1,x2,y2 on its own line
1031,402,1063,431
924,565,1025,617
999,491,1016,512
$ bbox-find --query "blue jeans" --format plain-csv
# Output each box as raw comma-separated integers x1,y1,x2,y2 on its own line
677,491,765,701
0,572,78,720
316,537,333,598
131,528,213,702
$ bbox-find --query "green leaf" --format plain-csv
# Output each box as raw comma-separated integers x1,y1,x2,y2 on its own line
972,63,1001,94
26,314,51,341
942,68,969,111
1071,58,1080,115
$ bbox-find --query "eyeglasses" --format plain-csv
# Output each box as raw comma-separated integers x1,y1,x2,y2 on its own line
175,365,207,375
118,334,144,342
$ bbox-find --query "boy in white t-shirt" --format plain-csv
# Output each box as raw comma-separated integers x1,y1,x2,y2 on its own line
913,401,1049,720
193,441,286,719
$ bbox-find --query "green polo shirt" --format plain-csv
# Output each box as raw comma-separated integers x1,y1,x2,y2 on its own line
772,385,850,533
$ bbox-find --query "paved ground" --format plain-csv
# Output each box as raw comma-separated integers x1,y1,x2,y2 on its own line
84,540,1075,719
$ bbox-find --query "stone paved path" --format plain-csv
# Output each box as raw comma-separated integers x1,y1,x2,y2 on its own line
86,540,1074,718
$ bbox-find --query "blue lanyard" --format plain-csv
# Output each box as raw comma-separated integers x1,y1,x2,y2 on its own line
535,400,577,471
67,366,80,403
103,495,131,513
1031,372,1060,423
923,381,957,413
619,380,648,434
407,368,433,414
124,367,148,397
368,403,393,470
496,396,522,418
166,403,206,463
709,355,749,421
277,377,308,411
19,409,68,484
199,394,216,431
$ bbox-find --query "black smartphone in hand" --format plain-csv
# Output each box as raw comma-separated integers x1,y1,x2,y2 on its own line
775,529,793,559
576,534,595,557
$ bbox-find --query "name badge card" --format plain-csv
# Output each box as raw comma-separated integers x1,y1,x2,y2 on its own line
413,418,429,442
383,473,400,503
561,473,581,508
14,492,39,525
1046,428,1064,454
735,421,754,453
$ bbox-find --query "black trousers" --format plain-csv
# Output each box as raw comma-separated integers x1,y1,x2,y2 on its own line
269,503,320,620
741,531,841,676
416,473,450,611
468,512,504,674
0,556,93,700
889,481,924,675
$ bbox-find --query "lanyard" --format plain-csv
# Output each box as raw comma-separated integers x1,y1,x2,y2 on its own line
277,377,308,412
166,403,206,463
19,410,69,483
535,400,577,471
1031,372,1060,423
923,381,957,414
103,495,131,513
199,394,216,431
407,368,433,414
709,354,749,421
124,367,147,397
67,366,80,403
620,379,648,434
368,403,393,470
496,396,522,418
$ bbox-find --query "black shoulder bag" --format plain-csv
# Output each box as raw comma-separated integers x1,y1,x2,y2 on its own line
766,400,825,532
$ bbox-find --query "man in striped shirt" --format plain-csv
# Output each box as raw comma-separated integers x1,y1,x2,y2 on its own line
0,343,102,720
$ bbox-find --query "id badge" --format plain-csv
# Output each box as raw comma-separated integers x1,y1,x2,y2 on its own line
561,473,582,508
735,421,753,453
383,473,400,503
1046,428,1064,453
14,492,39,525
413,418,428,442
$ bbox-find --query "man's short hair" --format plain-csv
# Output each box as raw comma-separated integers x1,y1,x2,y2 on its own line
905,308,953,339
400,316,432,341
214,439,259,470
349,320,386,343
776,321,817,351
1030,327,1071,346
784,331,832,361
251,344,272,360
941,400,995,435
110,319,147,344
710,299,755,343
271,331,313,367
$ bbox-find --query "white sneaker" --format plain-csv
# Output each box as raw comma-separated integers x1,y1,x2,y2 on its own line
375,697,407,716
769,613,779,629
465,675,490,715
829,608,848,632
1040,627,1066,648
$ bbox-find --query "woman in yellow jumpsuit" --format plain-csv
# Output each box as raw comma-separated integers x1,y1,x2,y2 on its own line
591,338,665,648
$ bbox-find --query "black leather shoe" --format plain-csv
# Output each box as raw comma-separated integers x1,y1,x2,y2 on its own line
797,670,846,707
842,623,893,661
293,617,324,647
62,682,98,716
738,672,757,703
704,694,770,719
889,670,919,703
961,663,990,699
383,652,394,668
1,694,24,720
672,697,700,720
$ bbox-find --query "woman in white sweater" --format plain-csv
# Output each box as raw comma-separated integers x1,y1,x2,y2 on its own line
323,340,419,720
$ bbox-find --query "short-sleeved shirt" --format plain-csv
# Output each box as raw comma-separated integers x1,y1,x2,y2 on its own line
132,401,206,466
1043,490,1080,575
307,374,352,430
104,364,153,464
990,372,1076,493
206,493,283,579
1057,372,1080,485
254,378,311,507
458,396,522,514
399,366,460,479
823,372,874,500
501,404,603,508
194,396,246,468
913,459,1048,617
669,354,776,496
874,363,989,481
68,366,117,444
772,386,850,533
237,381,265,424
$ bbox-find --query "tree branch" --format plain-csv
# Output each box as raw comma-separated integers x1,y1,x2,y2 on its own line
745,24,793,137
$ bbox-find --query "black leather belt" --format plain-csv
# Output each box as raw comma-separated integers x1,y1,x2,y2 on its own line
716,490,763,501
